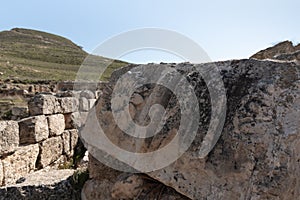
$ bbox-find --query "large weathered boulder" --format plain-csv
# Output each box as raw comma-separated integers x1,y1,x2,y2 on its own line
47,114,65,136
0,121,19,155
19,115,49,144
1,144,39,185
82,155,187,200
82,179,114,200
38,136,63,168
81,155,120,200
82,59,300,199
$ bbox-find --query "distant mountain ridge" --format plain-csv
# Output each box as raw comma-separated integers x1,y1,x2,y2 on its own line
0,28,127,82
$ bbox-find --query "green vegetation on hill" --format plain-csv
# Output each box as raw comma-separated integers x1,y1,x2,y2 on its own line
0,28,128,82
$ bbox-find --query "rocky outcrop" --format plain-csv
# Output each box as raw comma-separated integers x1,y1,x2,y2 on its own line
82,59,300,199
251,40,300,63
275,50,300,63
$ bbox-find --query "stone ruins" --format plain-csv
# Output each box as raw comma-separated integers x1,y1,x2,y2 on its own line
0,42,300,199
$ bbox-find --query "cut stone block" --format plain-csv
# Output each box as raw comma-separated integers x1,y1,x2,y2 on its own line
19,115,49,145
0,121,19,155
47,114,65,136
58,97,79,113
62,129,79,157
28,94,60,115
38,137,63,168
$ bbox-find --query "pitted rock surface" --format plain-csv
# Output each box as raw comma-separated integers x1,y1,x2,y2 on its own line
82,59,300,199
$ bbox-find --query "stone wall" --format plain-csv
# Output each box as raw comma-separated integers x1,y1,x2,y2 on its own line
0,80,104,120
57,81,106,92
0,90,97,187
0,82,57,96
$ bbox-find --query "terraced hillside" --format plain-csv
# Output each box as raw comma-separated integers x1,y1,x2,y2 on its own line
0,28,127,82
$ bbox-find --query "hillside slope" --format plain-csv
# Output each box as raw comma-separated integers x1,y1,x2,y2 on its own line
0,28,127,82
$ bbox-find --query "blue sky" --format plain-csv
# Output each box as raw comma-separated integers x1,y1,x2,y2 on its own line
1,0,299,63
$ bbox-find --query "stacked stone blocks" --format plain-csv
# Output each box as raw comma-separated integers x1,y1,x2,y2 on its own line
0,91,97,186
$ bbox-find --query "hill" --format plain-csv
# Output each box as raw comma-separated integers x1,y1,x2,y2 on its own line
0,28,127,82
